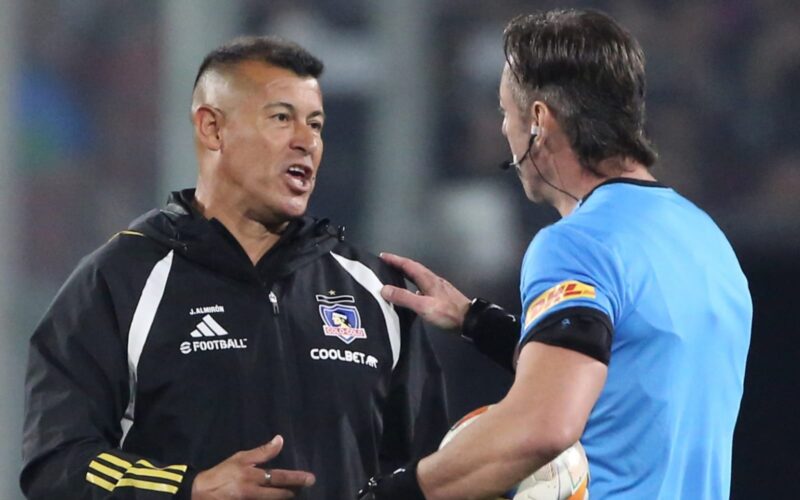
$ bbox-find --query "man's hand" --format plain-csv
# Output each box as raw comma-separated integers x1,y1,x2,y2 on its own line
379,252,470,330
192,435,315,499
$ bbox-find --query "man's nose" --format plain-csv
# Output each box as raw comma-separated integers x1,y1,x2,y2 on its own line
291,124,320,154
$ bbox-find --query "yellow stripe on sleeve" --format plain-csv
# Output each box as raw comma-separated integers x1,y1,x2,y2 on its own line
87,452,188,494
86,472,115,492
136,459,188,473
88,460,124,480
116,478,179,494
97,452,133,470
109,230,146,242
128,466,184,483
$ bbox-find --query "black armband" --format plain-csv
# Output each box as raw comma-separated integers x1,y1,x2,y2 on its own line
357,460,424,500
461,298,519,373
516,306,613,365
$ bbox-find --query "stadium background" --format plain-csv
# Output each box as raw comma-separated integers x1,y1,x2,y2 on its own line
0,0,797,497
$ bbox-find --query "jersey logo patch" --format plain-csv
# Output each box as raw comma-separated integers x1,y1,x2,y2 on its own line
316,294,367,344
190,314,228,338
310,348,379,369
524,280,596,328
180,316,247,354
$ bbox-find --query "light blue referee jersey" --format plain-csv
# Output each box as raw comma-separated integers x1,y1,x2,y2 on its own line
519,179,752,499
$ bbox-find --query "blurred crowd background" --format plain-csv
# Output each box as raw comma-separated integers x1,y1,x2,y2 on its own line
1,1,797,498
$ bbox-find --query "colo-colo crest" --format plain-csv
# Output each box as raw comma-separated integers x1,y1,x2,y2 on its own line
317,294,367,344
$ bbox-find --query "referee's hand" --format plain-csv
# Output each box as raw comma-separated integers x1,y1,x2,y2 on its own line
192,435,315,499
380,252,470,331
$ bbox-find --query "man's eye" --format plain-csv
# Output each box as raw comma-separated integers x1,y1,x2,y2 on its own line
310,122,323,131
272,113,290,122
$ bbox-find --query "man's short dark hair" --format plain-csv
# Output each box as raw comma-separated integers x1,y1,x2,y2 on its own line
194,36,324,89
503,9,657,171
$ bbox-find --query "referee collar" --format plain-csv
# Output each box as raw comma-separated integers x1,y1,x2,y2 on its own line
580,178,666,205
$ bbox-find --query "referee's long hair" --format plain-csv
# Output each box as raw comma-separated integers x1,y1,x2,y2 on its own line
503,9,658,174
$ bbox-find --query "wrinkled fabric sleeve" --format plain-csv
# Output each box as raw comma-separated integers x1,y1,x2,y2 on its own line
21,258,196,499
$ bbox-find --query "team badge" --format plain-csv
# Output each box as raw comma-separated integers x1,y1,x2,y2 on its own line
317,294,367,344
524,280,596,328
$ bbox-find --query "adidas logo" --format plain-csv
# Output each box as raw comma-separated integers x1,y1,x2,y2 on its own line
190,315,229,338
180,315,247,355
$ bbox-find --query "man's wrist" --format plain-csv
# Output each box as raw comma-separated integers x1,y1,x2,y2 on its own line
462,297,499,341
358,460,424,500
176,468,199,500
459,297,519,372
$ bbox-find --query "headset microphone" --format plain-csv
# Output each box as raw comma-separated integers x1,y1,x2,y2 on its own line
498,125,540,170
497,125,580,202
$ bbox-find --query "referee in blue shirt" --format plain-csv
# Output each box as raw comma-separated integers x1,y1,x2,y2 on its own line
359,8,752,500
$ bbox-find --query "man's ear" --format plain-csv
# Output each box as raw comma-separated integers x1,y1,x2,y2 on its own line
530,101,550,130
193,105,224,151
531,100,560,144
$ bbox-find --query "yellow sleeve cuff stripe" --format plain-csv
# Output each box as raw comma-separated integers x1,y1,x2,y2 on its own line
87,452,188,494
117,478,179,494
97,452,132,470
137,459,188,473
128,466,184,483
86,472,115,492
89,460,124,480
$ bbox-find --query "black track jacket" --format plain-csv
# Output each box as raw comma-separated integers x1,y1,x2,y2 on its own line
21,190,449,499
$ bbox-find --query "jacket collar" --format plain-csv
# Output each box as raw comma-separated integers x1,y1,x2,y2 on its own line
129,189,340,283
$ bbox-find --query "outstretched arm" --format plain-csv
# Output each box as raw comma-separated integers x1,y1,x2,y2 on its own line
415,343,606,499
379,252,520,372
359,342,607,500
379,253,471,330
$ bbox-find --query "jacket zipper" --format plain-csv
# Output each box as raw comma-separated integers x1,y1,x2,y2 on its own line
268,290,280,315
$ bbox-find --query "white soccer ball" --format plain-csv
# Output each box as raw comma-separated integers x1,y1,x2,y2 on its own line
439,406,589,500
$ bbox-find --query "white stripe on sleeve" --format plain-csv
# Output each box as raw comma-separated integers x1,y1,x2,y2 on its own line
330,252,401,369
120,250,174,445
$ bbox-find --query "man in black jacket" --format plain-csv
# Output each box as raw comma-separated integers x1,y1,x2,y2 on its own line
21,36,448,500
